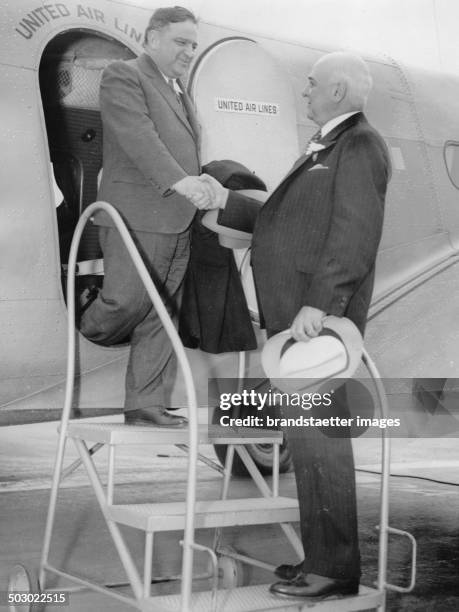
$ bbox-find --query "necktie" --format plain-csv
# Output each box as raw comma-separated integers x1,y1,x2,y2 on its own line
304,130,323,156
168,78,184,109
309,129,322,145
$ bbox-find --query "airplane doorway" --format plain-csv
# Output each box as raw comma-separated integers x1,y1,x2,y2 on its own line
38,30,135,300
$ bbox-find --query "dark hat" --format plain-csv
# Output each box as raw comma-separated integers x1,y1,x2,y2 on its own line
201,160,267,249
201,159,267,191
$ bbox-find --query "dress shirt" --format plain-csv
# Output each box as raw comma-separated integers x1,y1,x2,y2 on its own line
158,68,184,95
320,111,359,138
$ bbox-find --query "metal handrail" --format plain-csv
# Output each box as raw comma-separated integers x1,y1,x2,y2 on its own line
39,202,199,611
361,353,417,606
362,349,392,612
384,527,417,593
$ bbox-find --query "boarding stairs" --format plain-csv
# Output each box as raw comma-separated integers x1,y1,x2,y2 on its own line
28,203,416,612
59,417,388,612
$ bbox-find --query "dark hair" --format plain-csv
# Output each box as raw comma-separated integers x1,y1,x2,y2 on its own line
144,6,197,45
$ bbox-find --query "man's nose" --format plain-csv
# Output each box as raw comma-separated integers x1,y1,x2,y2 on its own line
302,86,310,98
183,44,196,58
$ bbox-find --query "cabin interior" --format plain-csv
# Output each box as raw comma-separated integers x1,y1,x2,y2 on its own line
38,30,135,300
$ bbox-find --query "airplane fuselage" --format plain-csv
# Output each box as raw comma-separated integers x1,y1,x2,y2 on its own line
2,0,459,424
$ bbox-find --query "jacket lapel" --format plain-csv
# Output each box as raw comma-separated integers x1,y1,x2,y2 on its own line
277,112,366,187
137,53,198,139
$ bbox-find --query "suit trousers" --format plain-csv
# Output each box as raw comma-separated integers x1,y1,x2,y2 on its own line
265,329,360,580
281,385,360,580
80,226,190,411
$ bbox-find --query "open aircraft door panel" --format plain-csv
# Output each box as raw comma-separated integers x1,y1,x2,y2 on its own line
189,38,300,321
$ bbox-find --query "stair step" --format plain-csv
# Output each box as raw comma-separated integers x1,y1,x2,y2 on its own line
67,422,283,446
146,584,383,612
107,496,299,531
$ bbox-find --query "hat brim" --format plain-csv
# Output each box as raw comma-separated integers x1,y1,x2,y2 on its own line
261,317,363,393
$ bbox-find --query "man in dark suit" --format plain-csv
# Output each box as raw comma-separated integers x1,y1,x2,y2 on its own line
198,51,391,598
80,7,210,427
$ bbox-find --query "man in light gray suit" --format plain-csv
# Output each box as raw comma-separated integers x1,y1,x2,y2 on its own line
81,7,209,427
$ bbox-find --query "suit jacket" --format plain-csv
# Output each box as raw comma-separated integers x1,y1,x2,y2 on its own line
94,53,200,233
218,112,391,334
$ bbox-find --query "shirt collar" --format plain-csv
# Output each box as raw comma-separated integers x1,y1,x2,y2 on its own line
320,111,359,138
158,69,183,95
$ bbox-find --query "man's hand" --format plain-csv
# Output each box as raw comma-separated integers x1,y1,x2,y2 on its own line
290,306,326,341
198,174,229,209
172,176,215,209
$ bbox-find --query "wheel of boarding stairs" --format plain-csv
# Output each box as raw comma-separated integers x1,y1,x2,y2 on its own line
212,546,251,588
212,404,292,477
7,564,42,612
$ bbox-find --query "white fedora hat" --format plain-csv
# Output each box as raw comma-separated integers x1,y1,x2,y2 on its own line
261,316,363,393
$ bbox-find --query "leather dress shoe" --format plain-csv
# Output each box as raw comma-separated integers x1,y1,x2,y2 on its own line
125,408,187,428
274,561,304,581
270,573,359,599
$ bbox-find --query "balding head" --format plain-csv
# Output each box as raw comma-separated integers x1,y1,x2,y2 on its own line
303,51,373,126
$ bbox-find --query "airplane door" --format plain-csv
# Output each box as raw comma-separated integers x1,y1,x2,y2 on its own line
190,38,299,190
189,38,299,320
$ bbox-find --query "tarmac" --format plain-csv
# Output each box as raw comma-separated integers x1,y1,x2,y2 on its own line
0,415,458,611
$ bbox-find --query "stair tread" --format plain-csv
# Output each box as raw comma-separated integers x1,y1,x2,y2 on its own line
67,422,283,445
107,496,299,531
147,583,383,612
111,496,298,514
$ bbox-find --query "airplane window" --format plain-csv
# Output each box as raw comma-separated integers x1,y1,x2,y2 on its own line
444,142,459,190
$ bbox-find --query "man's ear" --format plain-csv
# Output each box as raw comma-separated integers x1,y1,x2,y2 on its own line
146,29,159,51
333,80,347,102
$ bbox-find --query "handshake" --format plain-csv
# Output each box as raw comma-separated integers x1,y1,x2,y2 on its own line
172,174,229,210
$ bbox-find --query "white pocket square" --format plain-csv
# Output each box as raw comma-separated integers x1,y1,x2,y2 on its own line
308,164,329,171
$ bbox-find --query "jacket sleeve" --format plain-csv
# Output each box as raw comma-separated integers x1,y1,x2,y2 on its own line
303,131,390,315
217,190,263,234
99,61,188,193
